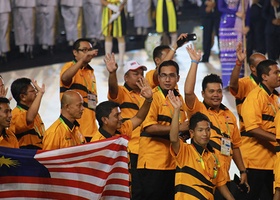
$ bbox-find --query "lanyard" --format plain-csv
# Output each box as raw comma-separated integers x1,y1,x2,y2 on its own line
192,144,220,179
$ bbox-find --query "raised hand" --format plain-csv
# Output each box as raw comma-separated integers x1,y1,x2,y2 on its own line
32,80,45,95
186,44,202,62
236,42,246,63
137,77,153,100
104,53,118,73
82,49,98,64
167,90,182,109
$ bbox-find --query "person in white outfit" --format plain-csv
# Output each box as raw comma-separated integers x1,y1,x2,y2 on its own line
60,0,82,46
82,0,103,42
0,0,11,63
12,0,36,58
36,0,58,54
132,0,152,35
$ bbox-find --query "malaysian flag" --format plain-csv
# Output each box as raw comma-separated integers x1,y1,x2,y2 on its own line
0,136,130,200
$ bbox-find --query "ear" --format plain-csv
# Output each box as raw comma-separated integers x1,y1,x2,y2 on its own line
201,90,205,98
73,49,78,57
101,116,108,125
262,73,268,81
19,93,26,102
189,129,194,138
177,75,180,82
154,57,161,66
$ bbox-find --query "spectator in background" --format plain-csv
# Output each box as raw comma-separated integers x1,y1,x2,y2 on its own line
0,0,11,64
198,0,221,63
9,78,45,149
43,90,86,150
155,0,178,46
36,0,58,54
82,0,103,43
60,38,98,142
132,0,152,36
12,0,36,59
218,0,250,87
60,0,82,46
101,0,127,67
246,0,266,59
263,0,280,61
0,97,19,148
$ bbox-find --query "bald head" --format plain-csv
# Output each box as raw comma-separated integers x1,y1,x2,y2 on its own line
61,90,84,122
61,90,82,108
249,53,266,76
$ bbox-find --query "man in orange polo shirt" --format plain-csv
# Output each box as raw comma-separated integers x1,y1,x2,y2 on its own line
43,90,86,150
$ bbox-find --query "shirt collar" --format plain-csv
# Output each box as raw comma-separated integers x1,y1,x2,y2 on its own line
124,82,133,92
250,73,260,85
203,101,227,111
158,86,180,97
0,129,8,139
99,127,121,139
259,82,279,96
191,139,214,154
60,114,80,130
17,103,29,110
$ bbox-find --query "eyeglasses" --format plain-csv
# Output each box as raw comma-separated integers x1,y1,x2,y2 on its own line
159,73,178,79
77,48,94,53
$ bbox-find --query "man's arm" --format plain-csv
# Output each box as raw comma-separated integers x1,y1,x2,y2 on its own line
26,80,45,125
104,53,119,99
130,78,153,129
168,90,182,154
184,45,202,109
248,127,276,141
217,184,235,200
61,50,98,86
229,42,246,95
232,147,249,189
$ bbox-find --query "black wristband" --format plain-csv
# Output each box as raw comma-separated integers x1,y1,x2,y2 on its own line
240,170,248,174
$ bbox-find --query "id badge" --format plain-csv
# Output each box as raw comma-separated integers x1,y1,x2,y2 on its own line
221,137,231,156
88,93,97,109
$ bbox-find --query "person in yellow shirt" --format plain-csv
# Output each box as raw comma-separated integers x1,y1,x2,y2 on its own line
9,78,45,149
43,90,86,150
241,59,280,200
168,90,235,200
60,38,98,142
184,44,248,199
0,97,19,148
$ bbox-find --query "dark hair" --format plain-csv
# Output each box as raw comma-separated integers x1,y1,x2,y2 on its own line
202,74,223,91
153,45,170,65
72,38,92,51
158,60,179,75
256,59,278,81
189,112,210,131
96,101,120,127
11,77,32,103
0,97,10,104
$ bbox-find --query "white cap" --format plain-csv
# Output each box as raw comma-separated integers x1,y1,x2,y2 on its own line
124,60,147,74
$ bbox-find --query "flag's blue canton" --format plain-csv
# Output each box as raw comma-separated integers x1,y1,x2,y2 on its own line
0,147,50,177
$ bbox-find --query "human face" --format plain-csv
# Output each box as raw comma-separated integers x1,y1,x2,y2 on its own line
263,65,280,91
23,84,37,106
202,83,223,110
125,68,144,91
68,93,84,120
0,103,12,129
191,120,211,148
158,65,179,90
73,41,93,61
105,107,123,130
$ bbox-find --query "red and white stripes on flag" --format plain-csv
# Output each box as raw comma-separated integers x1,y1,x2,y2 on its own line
0,136,130,200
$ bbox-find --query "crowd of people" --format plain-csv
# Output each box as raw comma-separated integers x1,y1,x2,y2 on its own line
0,0,280,200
